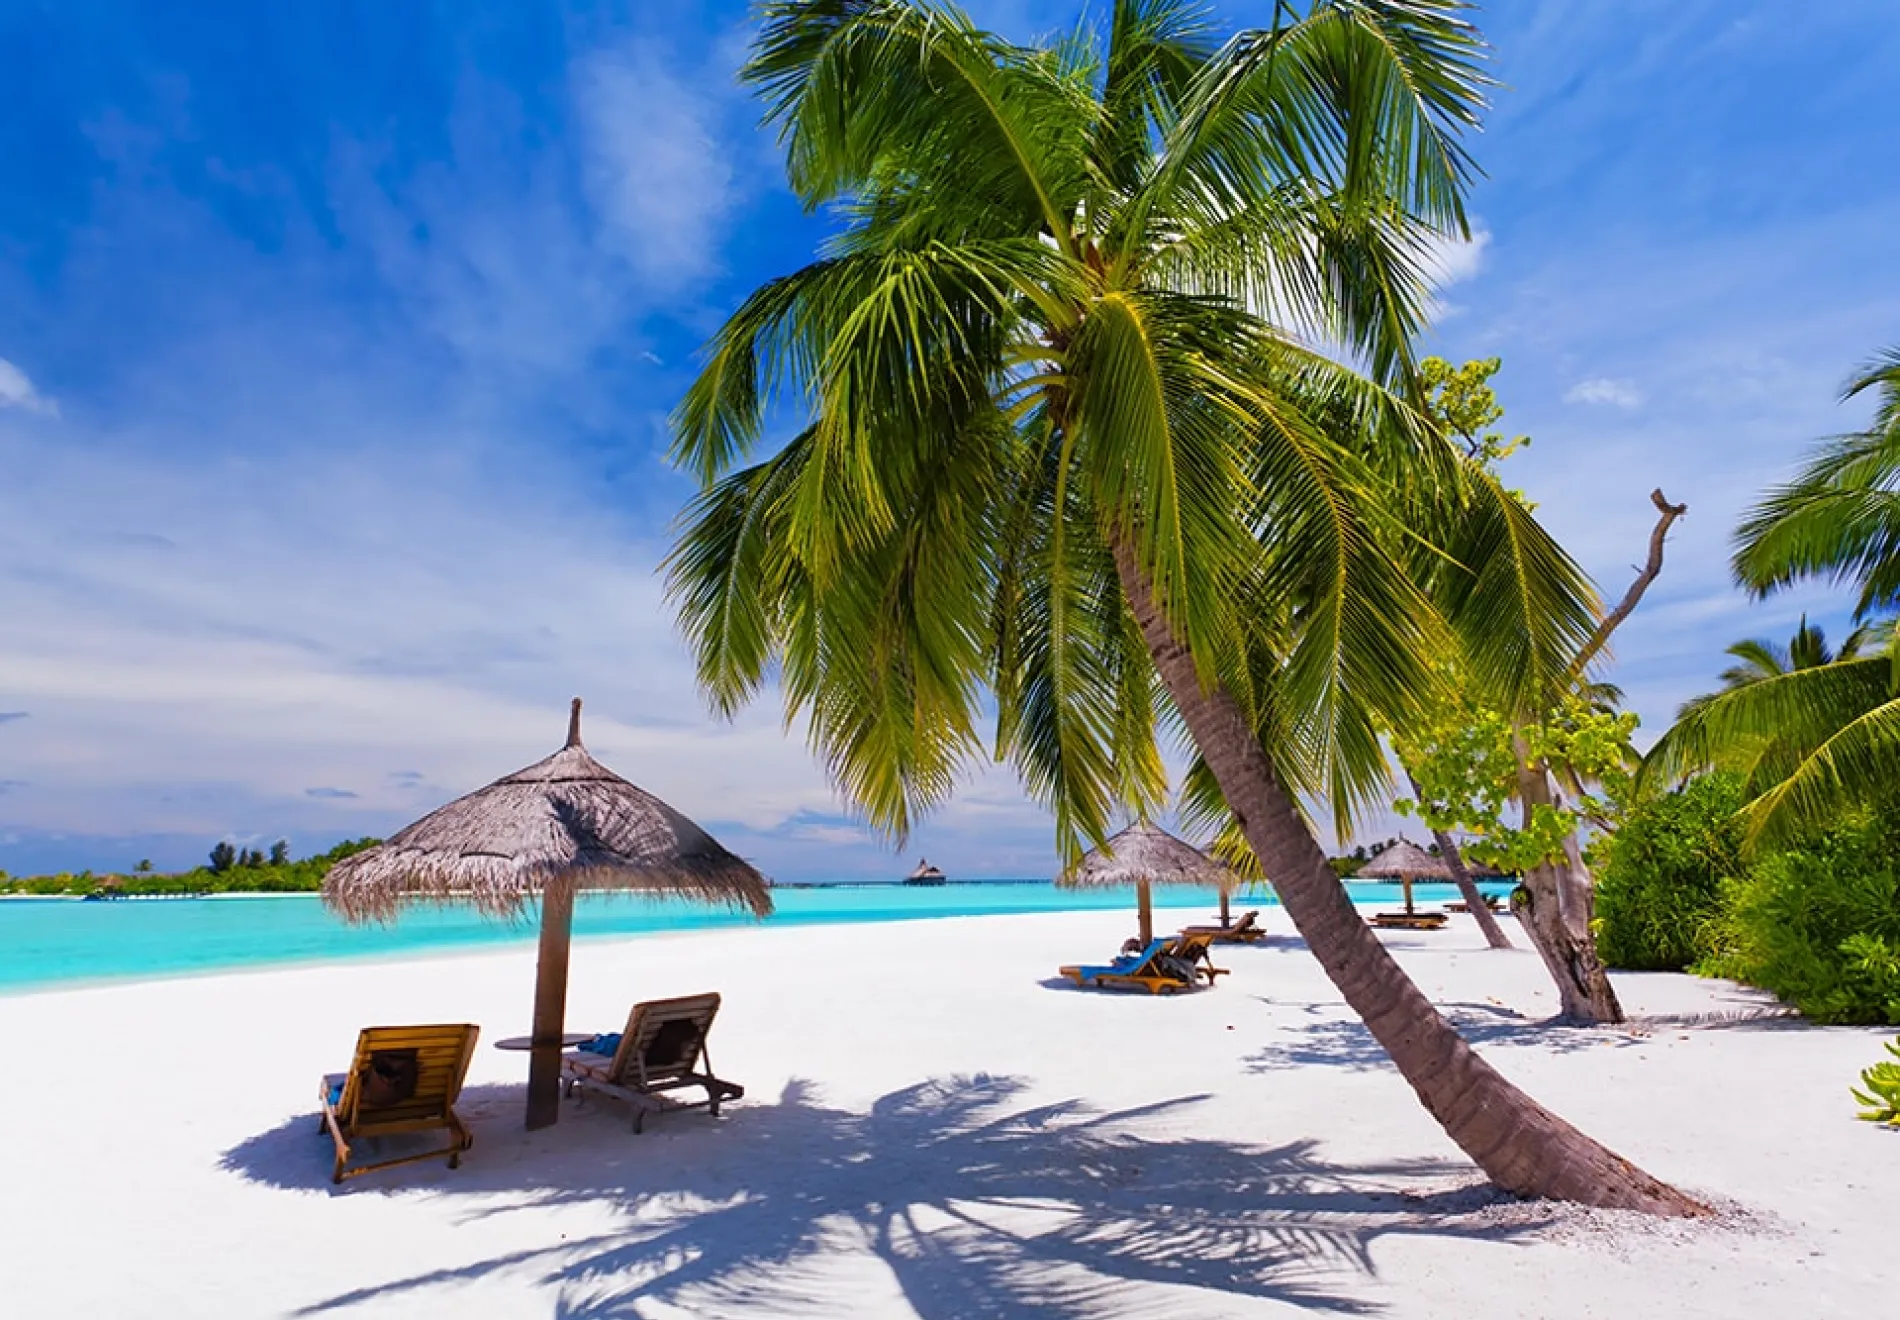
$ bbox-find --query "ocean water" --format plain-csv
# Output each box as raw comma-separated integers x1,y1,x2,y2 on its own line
0,880,1510,993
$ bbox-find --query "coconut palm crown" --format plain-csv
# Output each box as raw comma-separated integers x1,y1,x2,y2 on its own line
670,0,1594,857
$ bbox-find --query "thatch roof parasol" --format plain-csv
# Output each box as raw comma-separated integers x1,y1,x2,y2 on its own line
323,698,771,1129
1355,839,1499,915
1056,823,1234,944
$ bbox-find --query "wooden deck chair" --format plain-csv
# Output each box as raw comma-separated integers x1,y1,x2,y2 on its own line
1166,930,1230,984
1061,937,1196,994
1369,911,1450,931
318,1024,479,1185
561,992,742,1133
1179,909,1266,945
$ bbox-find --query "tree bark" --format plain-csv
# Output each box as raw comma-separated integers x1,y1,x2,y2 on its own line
1403,769,1512,949
1113,542,1703,1216
1513,755,1625,1023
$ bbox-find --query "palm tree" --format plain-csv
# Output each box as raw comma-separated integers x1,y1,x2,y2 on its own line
668,0,1700,1214
1681,615,1872,712
1649,351,1900,843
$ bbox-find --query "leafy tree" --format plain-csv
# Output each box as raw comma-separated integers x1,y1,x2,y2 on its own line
134,859,153,874
667,0,1698,1214
269,839,290,866
1648,350,1900,844
208,841,237,873
1419,355,1528,468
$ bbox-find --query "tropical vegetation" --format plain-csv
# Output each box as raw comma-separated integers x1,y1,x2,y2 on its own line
1853,1037,1900,1126
665,0,1701,1213
0,839,380,897
1606,346,1900,1031
1590,772,1744,972
1695,809,1900,1026
1646,349,1900,845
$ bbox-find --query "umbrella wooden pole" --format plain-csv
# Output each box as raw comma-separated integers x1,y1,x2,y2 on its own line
1402,874,1415,917
526,883,575,1130
1138,879,1154,945
1219,888,1231,929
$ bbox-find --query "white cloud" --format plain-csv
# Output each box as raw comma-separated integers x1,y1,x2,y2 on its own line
0,358,58,417
1421,225,1492,290
1419,225,1491,325
1563,376,1644,408
575,41,739,289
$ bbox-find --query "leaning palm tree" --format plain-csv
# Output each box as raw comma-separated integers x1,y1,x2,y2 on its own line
1649,350,1900,843
668,0,1701,1214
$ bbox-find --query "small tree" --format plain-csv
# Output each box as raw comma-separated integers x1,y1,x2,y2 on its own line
269,839,289,866
208,841,237,873
134,859,153,874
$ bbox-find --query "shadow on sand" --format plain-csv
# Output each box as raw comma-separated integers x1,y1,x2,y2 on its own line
1247,997,1807,1074
224,1074,1545,1318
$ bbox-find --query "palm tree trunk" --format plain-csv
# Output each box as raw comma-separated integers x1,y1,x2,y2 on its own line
1513,758,1625,1024
1113,544,1702,1215
1402,768,1512,949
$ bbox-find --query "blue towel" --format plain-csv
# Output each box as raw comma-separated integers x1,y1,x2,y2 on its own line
326,1079,344,1107
579,1032,620,1056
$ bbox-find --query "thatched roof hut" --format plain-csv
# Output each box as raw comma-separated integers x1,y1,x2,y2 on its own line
322,699,771,1129
1056,823,1234,944
905,858,946,885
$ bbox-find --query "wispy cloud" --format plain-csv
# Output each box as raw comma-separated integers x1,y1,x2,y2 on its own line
0,359,58,417
1563,377,1644,408
303,787,358,800
1419,225,1492,325
0,712,27,725
575,41,741,289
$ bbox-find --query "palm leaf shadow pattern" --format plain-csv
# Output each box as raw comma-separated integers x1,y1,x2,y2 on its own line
227,1075,1548,1317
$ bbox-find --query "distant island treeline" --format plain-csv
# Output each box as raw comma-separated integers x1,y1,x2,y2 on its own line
0,838,382,897
3,837,1409,897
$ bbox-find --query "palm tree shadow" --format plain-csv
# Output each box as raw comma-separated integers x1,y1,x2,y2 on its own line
1245,1004,1663,1073
224,1075,1547,1318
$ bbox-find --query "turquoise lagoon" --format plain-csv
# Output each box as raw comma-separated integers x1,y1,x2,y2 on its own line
0,880,1511,993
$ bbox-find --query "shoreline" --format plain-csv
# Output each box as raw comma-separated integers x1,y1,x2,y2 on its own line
0,890,1512,999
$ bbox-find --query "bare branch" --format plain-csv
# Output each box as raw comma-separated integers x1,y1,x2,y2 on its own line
1569,489,1688,681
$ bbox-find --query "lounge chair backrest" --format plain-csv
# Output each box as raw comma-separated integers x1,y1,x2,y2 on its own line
335,1024,479,1129
1169,931,1216,961
608,993,722,1088
1233,910,1259,933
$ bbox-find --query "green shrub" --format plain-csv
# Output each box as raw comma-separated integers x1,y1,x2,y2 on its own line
1853,1037,1900,1125
1698,810,1900,1025
1594,773,1746,970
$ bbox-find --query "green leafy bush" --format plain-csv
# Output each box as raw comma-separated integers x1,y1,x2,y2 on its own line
1593,773,1746,971
1853,1037,1900,1125
1699,810,1900,1025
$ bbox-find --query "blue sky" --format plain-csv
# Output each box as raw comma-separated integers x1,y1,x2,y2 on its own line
2,2,1896,879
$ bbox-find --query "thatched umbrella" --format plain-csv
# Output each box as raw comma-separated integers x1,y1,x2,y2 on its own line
1055,823,1234,945
323,699,772,1130
1355,839,1458,916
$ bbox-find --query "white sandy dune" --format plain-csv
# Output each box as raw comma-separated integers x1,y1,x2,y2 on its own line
0,907,1892,1318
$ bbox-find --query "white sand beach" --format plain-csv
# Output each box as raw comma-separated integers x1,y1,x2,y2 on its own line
1,908,1892,1318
